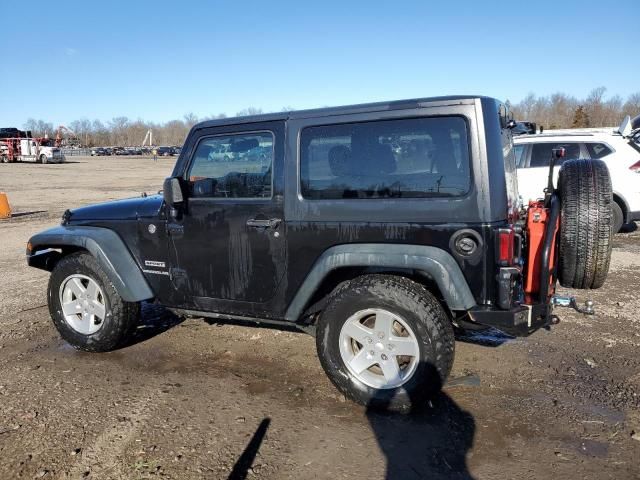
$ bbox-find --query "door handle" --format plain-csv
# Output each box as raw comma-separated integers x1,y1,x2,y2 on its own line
246,218,281,229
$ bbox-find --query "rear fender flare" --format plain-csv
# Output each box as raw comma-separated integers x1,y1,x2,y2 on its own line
285,243,476,321
27,225,154,302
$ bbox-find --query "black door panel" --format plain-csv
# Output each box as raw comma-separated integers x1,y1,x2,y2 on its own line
167,121,286,311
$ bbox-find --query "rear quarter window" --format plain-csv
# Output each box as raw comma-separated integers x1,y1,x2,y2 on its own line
586,143,613,159
300,116,471,200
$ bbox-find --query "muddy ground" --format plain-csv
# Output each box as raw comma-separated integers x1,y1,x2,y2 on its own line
0,156,639,479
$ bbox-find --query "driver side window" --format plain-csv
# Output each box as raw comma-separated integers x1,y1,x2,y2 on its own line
187,132,273,198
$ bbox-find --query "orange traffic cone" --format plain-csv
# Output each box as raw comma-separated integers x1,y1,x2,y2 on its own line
0,192,11,219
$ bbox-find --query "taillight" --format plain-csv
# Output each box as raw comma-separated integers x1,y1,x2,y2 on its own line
629,160,640,174
498,228,515,266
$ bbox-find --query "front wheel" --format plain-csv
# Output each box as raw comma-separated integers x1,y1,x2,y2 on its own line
48,252,140,352
316,275,454,412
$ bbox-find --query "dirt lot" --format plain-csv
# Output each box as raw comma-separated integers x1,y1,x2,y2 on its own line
1,156,639,479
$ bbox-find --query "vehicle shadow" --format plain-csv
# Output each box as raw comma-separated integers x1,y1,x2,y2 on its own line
227,418,271,480
123,302,184,347
366,363,476,479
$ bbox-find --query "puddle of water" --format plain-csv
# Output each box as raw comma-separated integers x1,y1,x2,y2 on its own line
447,374,481,388
565,438,609,458
578,402,625,425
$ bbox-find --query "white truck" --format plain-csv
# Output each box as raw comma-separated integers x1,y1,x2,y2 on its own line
0,137,65,164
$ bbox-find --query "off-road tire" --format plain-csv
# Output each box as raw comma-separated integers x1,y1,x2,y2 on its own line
612,201,624,234
48,252,140,352
558,159,613,289
39,154,48,164
316,275,454,412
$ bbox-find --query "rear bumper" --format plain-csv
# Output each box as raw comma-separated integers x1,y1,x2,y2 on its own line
467,303,551,337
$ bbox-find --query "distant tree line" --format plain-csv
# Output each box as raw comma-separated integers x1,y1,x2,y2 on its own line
509,87,640,130
20,88,640,146
22,108,265,147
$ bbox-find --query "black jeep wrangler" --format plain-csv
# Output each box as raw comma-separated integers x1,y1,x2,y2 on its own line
27,96,613,411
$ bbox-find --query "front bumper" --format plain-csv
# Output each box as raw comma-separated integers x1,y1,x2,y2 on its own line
27,248,62,271
467,303,551,337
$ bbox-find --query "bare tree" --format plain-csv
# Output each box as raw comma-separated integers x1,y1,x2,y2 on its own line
23,118,54,137
26,90,638,149
183,113,199,128
511,89,639,129
622,93,640,118
236,107,263,117
108,117,130,146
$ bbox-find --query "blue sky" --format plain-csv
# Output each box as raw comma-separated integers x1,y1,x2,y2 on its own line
0,0,638,127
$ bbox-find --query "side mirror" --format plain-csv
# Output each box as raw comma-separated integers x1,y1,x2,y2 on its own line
163,177,184,209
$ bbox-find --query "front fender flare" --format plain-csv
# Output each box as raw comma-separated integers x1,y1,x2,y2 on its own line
285,243,477,321
27,225,154,302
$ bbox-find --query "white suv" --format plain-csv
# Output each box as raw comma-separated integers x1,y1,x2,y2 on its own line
514,116,640,232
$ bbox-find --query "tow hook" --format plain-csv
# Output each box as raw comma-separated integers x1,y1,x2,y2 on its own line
551,295,595,315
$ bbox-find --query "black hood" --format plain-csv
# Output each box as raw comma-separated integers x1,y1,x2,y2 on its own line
66,195,163,222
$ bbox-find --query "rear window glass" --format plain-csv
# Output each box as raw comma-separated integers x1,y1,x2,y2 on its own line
300,116,470,200
530,142,580,167
587,143,613,159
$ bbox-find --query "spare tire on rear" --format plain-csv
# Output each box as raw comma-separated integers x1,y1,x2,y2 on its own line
558,158,613,289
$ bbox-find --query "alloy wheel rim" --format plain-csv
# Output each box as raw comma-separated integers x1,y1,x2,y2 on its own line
59,274,106,335
338,308,419,389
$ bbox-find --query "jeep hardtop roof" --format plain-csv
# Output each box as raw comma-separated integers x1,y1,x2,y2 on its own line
192,95,494,130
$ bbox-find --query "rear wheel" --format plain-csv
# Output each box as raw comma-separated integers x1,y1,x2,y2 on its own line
558,159,613,289
612,201,624,234
316,275,454,412
48,252,140,352
40,154,48,164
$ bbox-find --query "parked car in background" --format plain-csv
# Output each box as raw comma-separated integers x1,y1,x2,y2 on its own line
511,121,538,135
207,144,233,161
514,116,640,232
156,146,174,156
90,148,106,156
243,145,271,163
